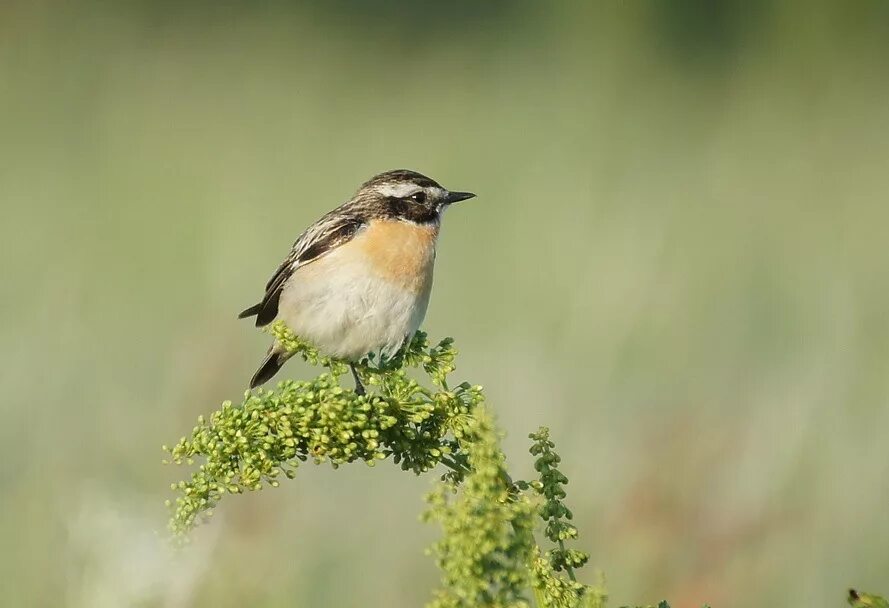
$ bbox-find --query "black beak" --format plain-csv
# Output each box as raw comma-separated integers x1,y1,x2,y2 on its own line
445,191,476,204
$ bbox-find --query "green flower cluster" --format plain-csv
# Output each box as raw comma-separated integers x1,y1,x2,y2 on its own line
164,323,480,540
528,546,605,608
529,427,589,579
163,324,877,607
422,416,609,608
423,408,539,608
523,428,602,608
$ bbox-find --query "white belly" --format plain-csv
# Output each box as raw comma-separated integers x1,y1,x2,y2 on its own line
277,244,433,361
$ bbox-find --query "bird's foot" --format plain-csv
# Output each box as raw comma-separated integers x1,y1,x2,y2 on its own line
350,364,366,396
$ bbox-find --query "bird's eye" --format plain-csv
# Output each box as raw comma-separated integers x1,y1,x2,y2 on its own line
409,191,427,204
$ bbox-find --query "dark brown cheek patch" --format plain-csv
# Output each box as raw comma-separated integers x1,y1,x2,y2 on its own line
383,197,440,225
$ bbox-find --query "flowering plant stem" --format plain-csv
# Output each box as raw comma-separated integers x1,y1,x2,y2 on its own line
163,323,881,608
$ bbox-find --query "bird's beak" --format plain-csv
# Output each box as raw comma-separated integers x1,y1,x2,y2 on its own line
445,191,476,204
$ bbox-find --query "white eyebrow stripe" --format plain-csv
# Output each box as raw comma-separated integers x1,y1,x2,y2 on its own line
377,182,423,198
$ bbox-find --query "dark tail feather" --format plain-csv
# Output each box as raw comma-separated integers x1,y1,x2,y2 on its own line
238,303,262,319
239,297,280,327
250,350,287,389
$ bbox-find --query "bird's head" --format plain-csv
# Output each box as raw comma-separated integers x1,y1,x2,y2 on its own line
355,169,475,224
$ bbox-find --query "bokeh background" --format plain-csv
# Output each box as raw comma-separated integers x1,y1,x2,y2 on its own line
3,1,888,606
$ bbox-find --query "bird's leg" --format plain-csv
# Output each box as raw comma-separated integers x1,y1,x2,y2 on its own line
350,363,366,396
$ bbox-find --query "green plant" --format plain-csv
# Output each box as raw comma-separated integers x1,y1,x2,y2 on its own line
163,324,881,607
849,589,889,608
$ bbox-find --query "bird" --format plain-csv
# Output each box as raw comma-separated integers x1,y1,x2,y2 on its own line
239,169,476,393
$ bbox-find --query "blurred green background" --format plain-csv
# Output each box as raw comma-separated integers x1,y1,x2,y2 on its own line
2,1,888,606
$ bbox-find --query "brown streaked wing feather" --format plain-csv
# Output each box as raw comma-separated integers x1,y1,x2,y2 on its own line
242,214,366,327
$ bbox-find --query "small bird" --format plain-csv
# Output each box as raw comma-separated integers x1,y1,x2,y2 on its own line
239,169,475,392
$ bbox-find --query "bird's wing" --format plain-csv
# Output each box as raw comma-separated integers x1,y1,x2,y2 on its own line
240,212,366,326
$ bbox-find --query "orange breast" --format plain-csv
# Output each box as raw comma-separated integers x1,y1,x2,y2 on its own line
356,219,438,293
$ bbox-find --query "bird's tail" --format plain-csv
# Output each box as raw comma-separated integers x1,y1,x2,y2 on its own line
249,345,292,389
238,303,262,319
